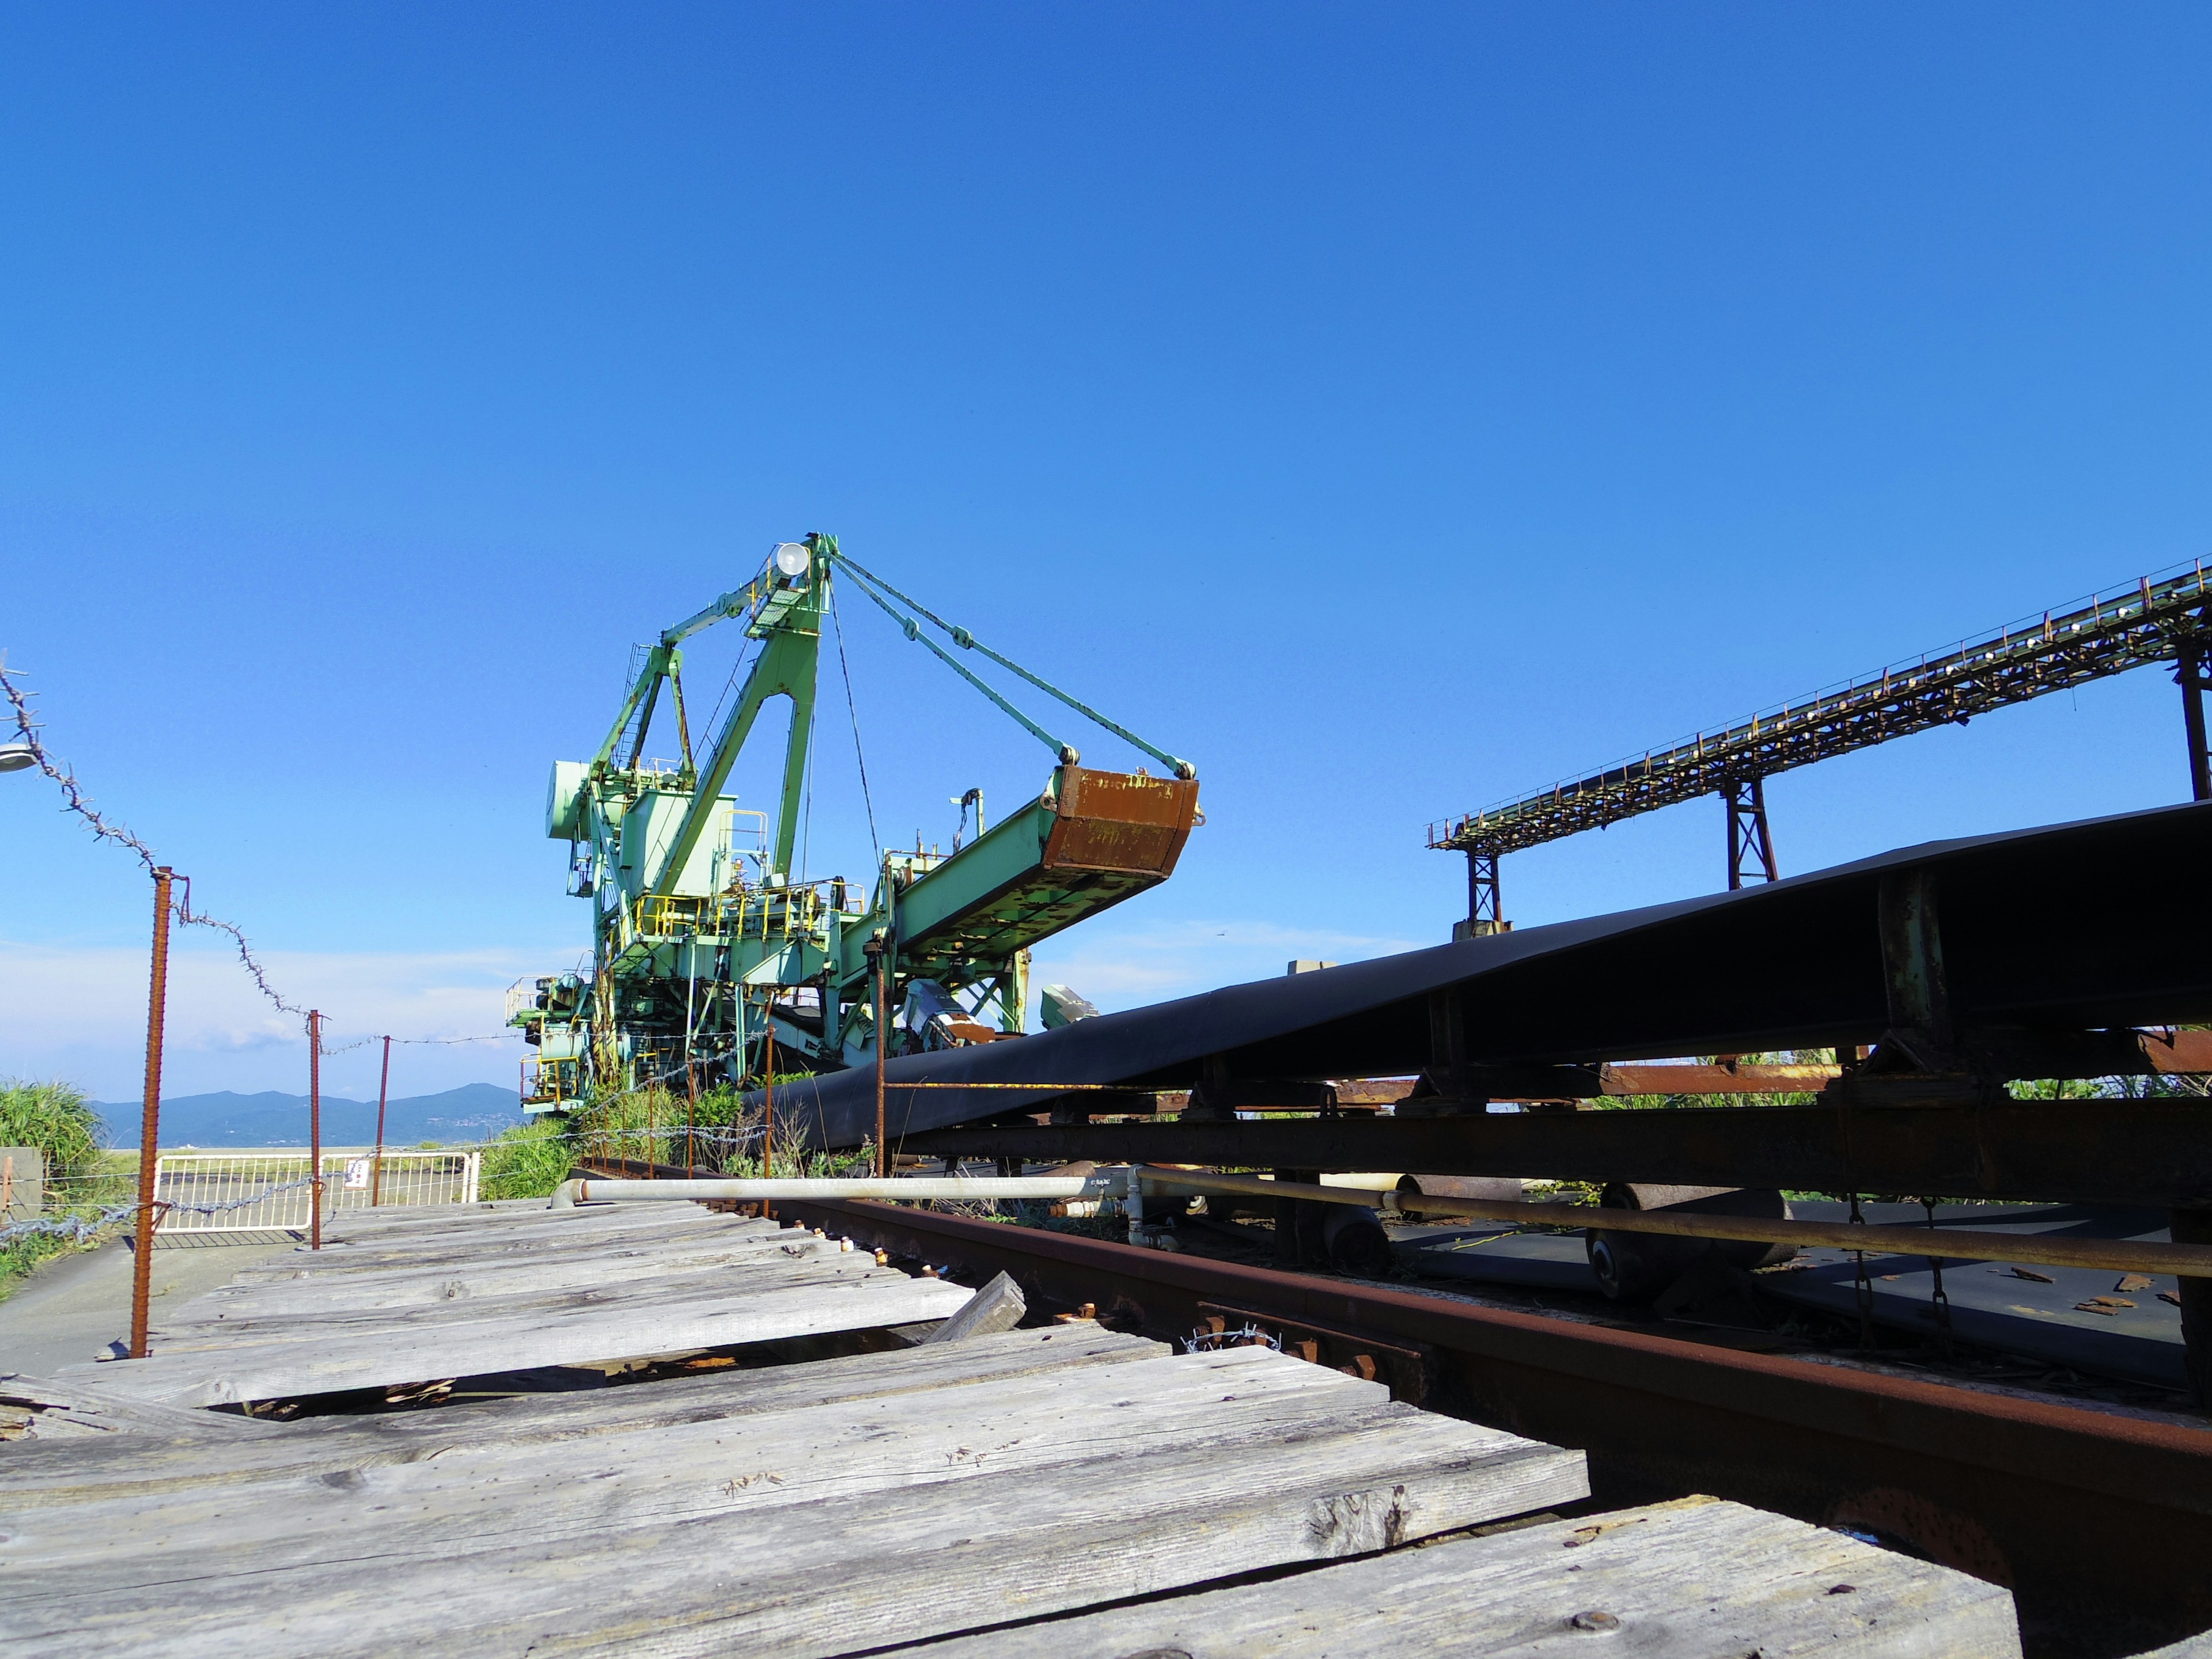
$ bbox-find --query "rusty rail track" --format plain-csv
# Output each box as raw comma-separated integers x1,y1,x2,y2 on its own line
580,1154,2212,1659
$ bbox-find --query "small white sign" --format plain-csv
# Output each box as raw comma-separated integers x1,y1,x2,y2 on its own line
343,1158,372,1190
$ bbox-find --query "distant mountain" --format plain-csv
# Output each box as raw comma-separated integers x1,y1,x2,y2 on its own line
99,1083,525,1149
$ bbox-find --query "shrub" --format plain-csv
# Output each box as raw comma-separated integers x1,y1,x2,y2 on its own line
479,1117,579,1200
1,1078,128,1294
0,1078,107,1183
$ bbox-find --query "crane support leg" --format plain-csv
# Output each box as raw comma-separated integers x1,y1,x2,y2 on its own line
1463,850,1503,936
2179,640,2211,804
1725,776,1778,890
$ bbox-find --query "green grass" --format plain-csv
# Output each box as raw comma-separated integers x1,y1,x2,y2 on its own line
476,1078,886,1200
1,1079,134,1296
479,1116,580,1199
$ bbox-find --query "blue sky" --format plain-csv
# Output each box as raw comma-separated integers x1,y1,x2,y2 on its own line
3,5,2208,1101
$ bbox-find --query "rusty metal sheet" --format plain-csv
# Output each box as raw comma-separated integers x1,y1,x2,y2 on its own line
1042,768,1200,876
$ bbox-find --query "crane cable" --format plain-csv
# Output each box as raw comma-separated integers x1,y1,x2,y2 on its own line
827,547,1194,780
830,589,882,867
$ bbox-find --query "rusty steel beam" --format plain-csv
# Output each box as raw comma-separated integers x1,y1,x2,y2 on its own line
1604,1062,1838,1094
1333,1063,1853,1104
761,1195,2212,1659
900,1099,2212,1207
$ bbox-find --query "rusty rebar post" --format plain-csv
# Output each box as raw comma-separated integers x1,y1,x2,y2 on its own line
762,1016,776,1181
370,1034,390,1206
868,935,888,1178
128,866,173,1359
308,1010,324,1250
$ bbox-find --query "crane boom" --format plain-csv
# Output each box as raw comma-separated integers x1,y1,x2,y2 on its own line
513,531,1201,1113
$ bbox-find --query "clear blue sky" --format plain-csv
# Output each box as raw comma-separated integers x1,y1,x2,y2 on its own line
4,5,2208,1101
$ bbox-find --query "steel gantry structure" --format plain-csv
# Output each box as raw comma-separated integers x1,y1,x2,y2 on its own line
1430,559,2212,926
513,534,1201,1111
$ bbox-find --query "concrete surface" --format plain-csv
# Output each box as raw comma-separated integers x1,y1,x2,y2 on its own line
0,1234,302,1376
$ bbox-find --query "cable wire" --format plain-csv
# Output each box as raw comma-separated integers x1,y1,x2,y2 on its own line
830,591,882,866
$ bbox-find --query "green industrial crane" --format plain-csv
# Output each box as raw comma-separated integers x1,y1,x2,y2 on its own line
512,533,1201,1109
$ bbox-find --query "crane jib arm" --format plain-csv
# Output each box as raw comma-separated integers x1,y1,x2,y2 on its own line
847,767,1201,983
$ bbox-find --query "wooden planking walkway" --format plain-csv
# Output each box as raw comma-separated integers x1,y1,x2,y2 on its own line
0,1323,1168,1501
50,1199,974,1407
1,1198,2025,1658
4,1327,1592,1658
910,1493,2023,1658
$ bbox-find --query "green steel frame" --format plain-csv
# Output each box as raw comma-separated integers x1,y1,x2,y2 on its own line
513,533,1199,1112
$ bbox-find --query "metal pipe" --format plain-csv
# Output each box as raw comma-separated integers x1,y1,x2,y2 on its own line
1142,1168,2212,1279
872,938,888,1178
551,1174,1118,1209
308,1010,323,1251
128,866,172,1359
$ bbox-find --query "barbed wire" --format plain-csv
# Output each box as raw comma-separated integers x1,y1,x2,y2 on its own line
3,660,781,1118
316,1031,520,1056
0,1175,324,1247
2,657,307,1020
4,657,525,1059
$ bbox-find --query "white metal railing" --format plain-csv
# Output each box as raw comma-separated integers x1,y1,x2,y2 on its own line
153,1149,481,1234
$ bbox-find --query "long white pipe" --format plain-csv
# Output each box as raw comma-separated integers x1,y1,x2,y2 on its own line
551,1174,1123,1208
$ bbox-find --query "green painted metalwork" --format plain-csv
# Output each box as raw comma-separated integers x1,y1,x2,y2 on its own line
512,532,1201,1114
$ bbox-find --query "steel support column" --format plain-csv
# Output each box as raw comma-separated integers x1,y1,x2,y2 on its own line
2179,639,2211,804
1725,774,1778,889
1464,848,1504,934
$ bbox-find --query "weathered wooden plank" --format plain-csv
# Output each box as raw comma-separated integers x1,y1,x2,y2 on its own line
62,1269,975,1406
0,1374,286,1444
130,1266,904,1364
225,1215,788,1274
920,1272,1025,1344
0,1325,1164,1505
0,1325,1165,1503
290,1209,743,1263
5,1362,1586,1658
214,1229,755,1290
7,1349,1414,1568
158,1238,854,1336
319,1198,707,1238
907,1494,2019,1657
152,1244,873,1339
266,1210,763,1261
320,1205,733,1245
320,1196,574,1226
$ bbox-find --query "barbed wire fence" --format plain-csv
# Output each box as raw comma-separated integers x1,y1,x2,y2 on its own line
1,655,527,1236
0,1178,324,1248
1,657,856,1238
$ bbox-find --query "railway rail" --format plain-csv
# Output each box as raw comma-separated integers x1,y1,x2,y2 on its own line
582,1152,2212,1659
